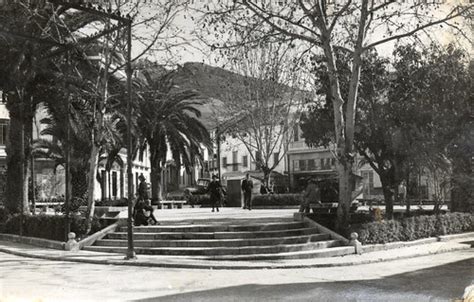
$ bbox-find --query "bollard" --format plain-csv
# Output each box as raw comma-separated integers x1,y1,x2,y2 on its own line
293,212,306,221
349,232,363,255
64,232,80,251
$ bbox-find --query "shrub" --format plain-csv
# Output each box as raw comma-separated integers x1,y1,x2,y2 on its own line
3,214,106,241
58,197,88,213
252,194,303,207
0,206,7,223
353,213,474,244
95,198,128,207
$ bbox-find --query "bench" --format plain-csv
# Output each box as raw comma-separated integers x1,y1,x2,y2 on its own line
156,200,186,209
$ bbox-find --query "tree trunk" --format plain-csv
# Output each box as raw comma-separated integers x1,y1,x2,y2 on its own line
382,184,394,220
85,143,99,234
150,156,163,201
5,98,30,214
71,167,88,200
336,163,352,235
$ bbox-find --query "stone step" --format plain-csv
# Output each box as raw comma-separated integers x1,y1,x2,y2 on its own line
84,239,342,256
202,246,356,261
120,221,307,233
95,233,332,248
108,227,320,240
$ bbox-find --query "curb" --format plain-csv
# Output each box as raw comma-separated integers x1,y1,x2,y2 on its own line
0,240,471,270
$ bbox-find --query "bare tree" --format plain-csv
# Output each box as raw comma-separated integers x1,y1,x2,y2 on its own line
198,0,472,231
220,43,308,185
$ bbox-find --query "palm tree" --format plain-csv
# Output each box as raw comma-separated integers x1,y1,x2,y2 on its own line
137,69,211,201
0,2,104,214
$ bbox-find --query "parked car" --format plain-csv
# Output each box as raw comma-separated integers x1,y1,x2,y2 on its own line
183,178,227,207
185,178,211,195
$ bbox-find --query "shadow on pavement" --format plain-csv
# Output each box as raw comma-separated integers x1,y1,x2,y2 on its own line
132,258,474,302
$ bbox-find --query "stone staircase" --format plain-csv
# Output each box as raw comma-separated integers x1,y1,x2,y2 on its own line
83,217,354,260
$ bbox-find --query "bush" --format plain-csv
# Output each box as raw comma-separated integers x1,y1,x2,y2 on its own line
58,197,88,213
353,213,474,245
0,206,7,223
95,198,128,207
252,194,303,207
3,214,106,241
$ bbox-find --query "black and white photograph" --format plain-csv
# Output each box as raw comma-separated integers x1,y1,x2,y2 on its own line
0,0,473,301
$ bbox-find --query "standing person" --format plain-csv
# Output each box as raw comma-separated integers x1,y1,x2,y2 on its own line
398,180,407,205
260,180,269,195
241,173,254,210
207,174,223,212
138,173,151,204
299,178,321,214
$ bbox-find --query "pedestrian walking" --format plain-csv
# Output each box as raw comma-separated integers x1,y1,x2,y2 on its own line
299,178,321,214
241,173,254,210
207,174,223,212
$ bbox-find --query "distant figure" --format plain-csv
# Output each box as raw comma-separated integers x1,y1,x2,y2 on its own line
241,173,254,210
398,180,407,205
269,181,275,194
260,180,269,195
299,178,321,214
138,174,150,203
207,174,223,212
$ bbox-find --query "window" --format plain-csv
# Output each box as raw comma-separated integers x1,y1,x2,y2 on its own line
299,159,306,171
232,151,239,171
135,172,139,194
308,159,316,170
232,151,238,163
242,155,248,168
0,121,8,145
112,171,117,198
293,124,299,142
255,151,262,170
222,157,227,167
273,152,279,165
320,159,325,170
331,158,336,166
326,158,331,169
362,171,374,196
293,160,299,171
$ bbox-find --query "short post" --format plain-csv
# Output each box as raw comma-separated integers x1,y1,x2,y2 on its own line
293,212,306,221
349,232,363,255
64,232,79,251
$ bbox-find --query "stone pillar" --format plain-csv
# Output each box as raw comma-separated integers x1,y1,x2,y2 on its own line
64,232,79,251
349,232,363,255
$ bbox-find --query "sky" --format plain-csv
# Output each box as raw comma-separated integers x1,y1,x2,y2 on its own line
131,0,471,69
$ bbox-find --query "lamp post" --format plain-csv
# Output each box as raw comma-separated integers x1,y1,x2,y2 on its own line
124,20,136,260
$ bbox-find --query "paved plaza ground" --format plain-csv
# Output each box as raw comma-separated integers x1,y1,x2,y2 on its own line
1,249,473,301
0,208,473,301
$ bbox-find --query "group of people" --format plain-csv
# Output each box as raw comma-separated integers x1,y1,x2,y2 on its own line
132,172,323,223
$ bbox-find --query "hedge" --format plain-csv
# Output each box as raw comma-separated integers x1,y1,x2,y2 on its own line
353,212,474,244
95,198,128,207
3,214,104,242
252,194,303,207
